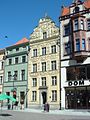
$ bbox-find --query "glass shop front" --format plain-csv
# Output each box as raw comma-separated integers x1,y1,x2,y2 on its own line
65,87,90,109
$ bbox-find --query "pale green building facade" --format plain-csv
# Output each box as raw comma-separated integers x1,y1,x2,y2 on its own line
3,38,29,108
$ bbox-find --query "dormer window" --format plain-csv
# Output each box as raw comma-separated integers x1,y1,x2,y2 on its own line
43,32,47,39
74,6,79,13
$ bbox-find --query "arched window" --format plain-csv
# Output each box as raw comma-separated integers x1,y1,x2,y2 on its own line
74,6,79,13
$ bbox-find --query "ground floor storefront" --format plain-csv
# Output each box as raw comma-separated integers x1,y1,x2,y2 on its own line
65,86,90,109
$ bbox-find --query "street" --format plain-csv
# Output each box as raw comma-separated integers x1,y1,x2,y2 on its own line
0,110,90,120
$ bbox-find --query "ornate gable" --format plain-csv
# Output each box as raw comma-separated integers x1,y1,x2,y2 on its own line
30,16,59,41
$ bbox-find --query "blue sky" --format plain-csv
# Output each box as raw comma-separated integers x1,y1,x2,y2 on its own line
0,0,72,49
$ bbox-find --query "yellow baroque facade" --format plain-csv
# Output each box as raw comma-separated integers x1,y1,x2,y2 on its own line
28,16,60,109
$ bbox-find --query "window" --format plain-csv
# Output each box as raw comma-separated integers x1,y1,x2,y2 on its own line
87,19,90,30
32,78,37,87
0,76,3,84
74,6,79,13
64,24,70,36
82,39,85,50
65,42,71,54
16,48,19,51
33,64,37,72
1,61,4,69
88,39,90,51
74,19,78,31
9,59,12,65
14,71,18,80
42,47,46,55
32,91,37,101
42,62,46,72
51,61,56,70
76,39,80,51
21,70,25,81
43,32,47,39
15,57,18,64
67,66,86,80
51,45,56,53
41,77,46,86
52,90,57,101
81,20,84,30
33,49,37,57
52,76,57,86
87,66,90,79
22,56,26,63
8,71,11,81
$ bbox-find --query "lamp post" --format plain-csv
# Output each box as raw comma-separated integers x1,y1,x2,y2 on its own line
56,36,61,110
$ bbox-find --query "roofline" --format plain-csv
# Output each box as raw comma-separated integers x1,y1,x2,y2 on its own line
6,41,29,49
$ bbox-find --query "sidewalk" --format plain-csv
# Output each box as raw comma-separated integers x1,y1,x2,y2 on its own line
14,108,90,116
1,107,90,116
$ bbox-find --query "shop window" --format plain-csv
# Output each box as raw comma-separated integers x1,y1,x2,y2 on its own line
67,67,76,81
67,66,86,80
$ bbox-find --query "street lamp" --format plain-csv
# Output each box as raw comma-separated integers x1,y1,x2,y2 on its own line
56,36,61,110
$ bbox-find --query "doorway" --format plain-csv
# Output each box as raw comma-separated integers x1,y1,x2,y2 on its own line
42,92,47,104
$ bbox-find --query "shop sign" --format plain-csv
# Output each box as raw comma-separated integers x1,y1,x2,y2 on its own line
68,80,84,86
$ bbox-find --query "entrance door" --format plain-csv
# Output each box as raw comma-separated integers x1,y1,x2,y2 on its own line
42,92,47,104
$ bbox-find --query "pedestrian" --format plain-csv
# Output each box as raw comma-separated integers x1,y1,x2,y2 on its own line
44,103,46,111
14,101,18,109
46,102,49,112
20,99,24,110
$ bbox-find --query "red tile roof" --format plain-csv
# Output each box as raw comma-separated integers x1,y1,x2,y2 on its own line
61,0,90,16
61,7,69,16
84,0,90,8
15,38,29,45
